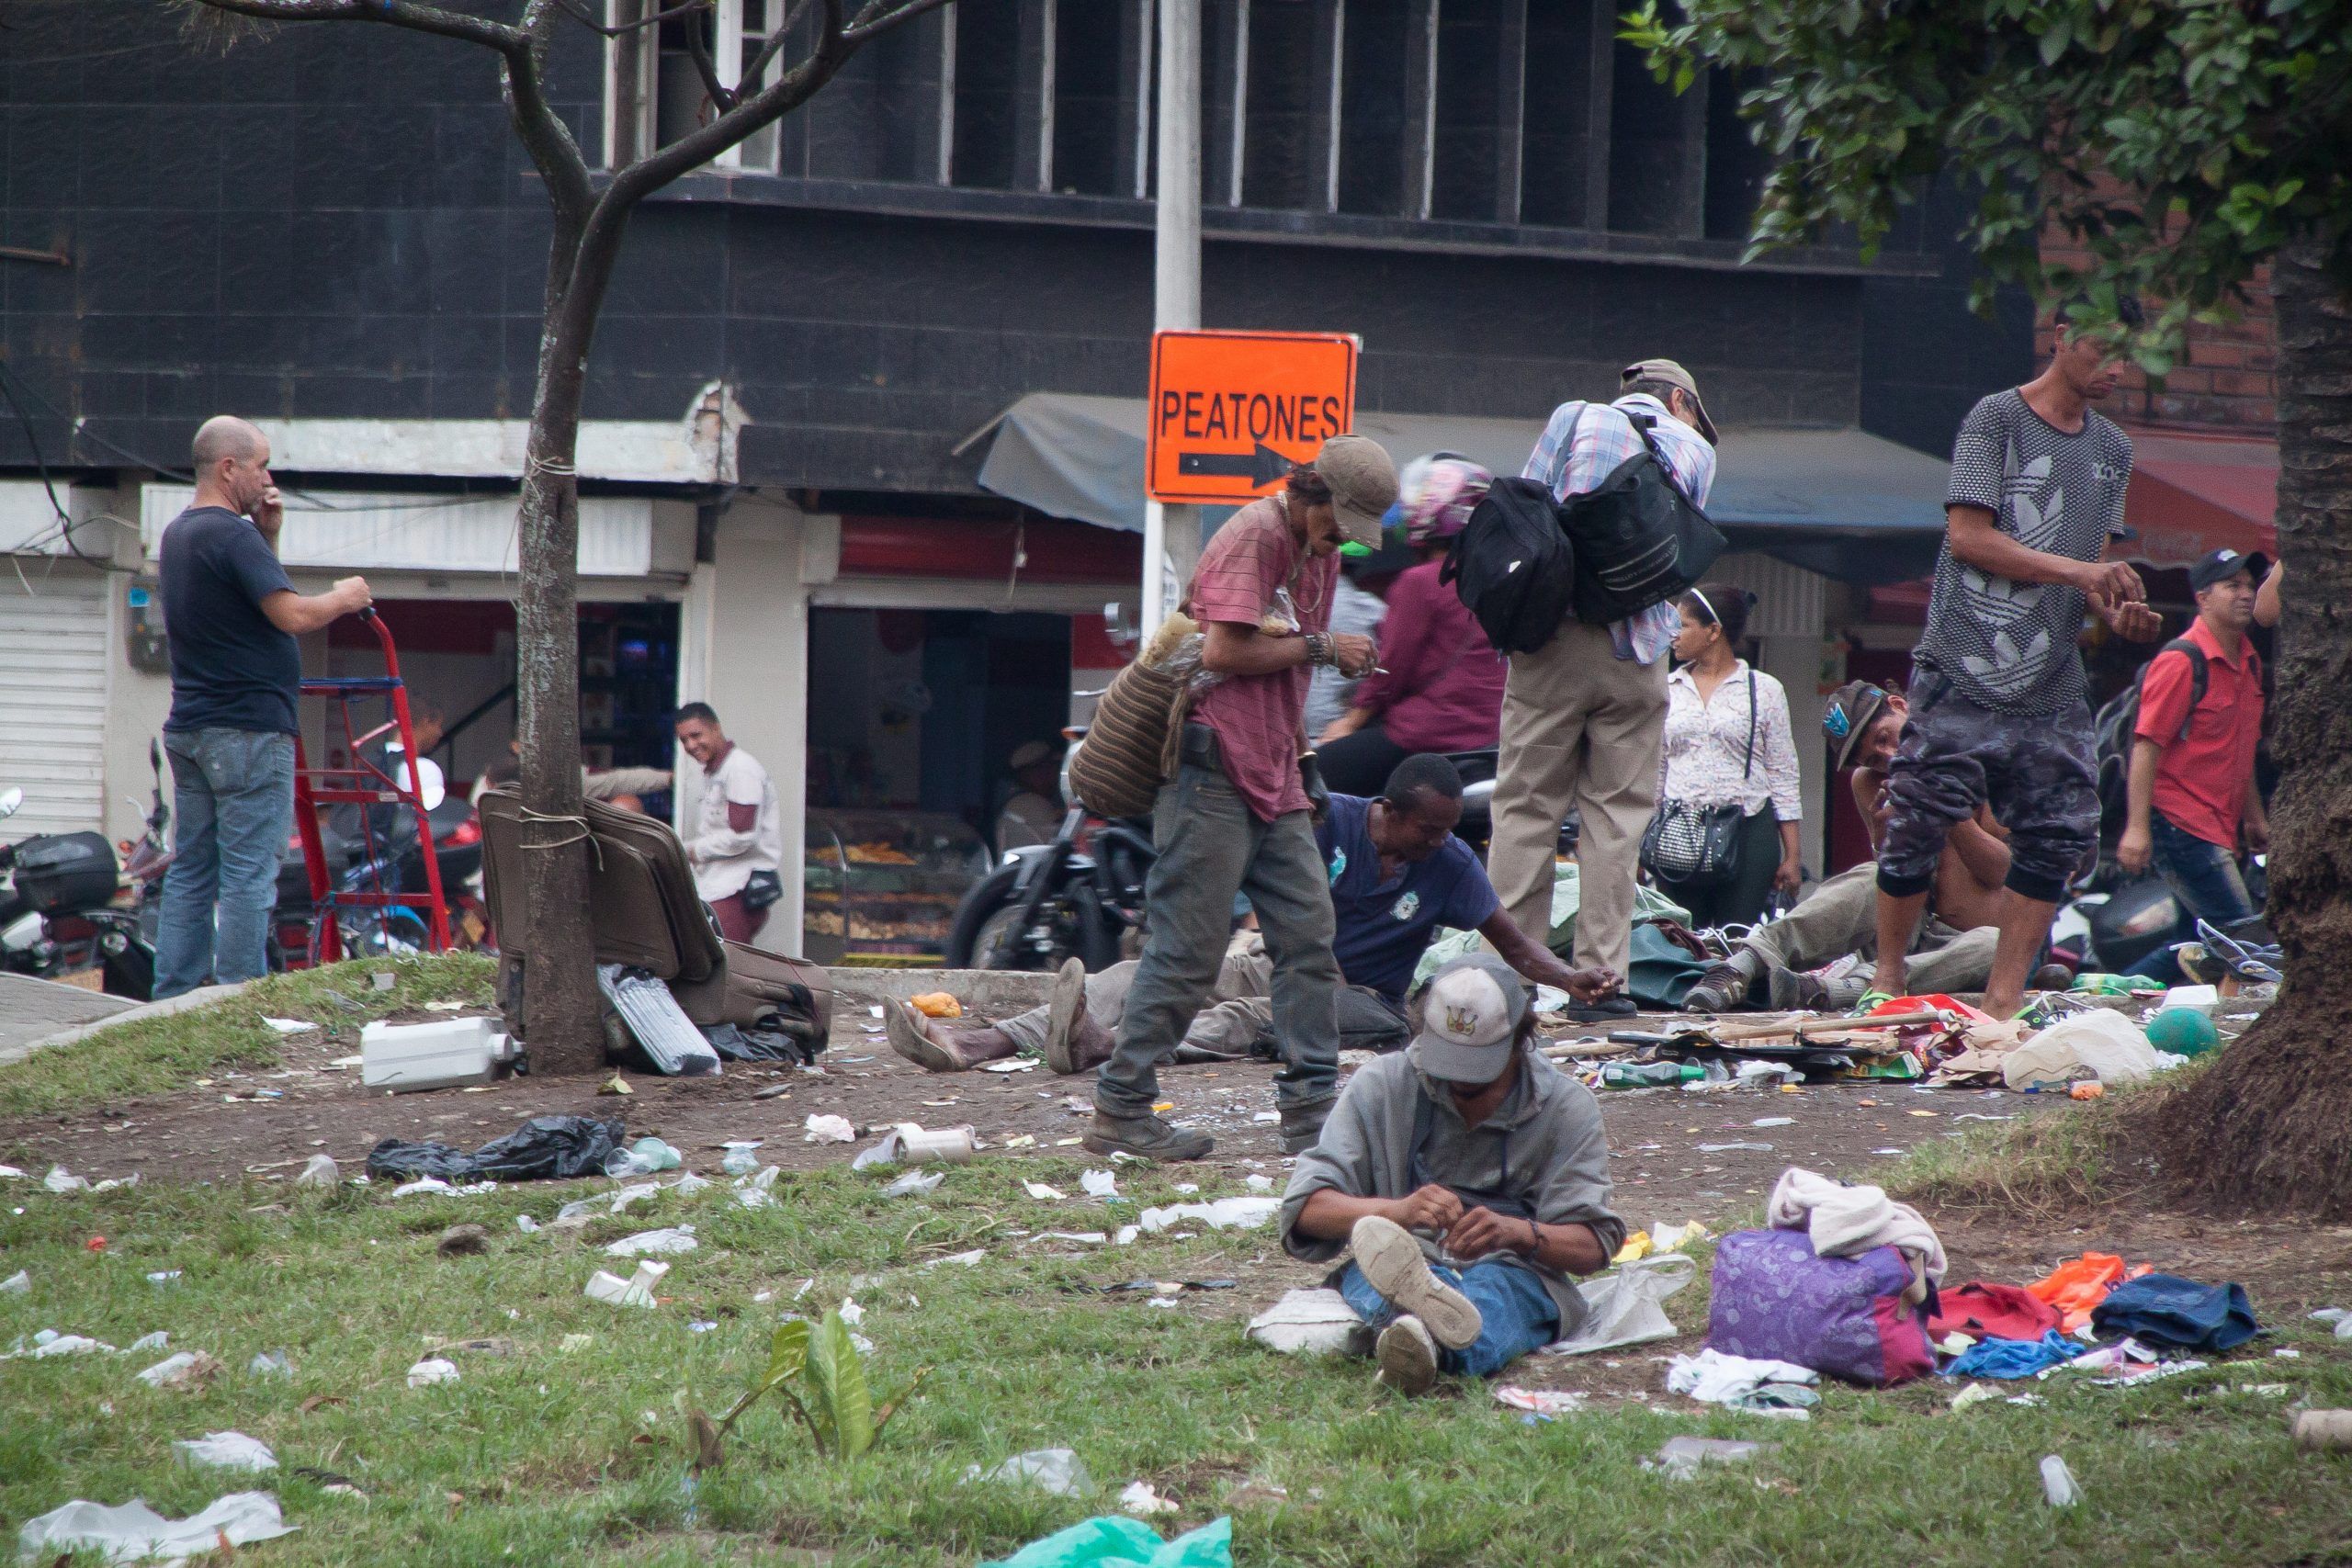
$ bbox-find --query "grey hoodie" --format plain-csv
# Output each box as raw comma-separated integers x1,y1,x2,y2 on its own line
1279,1043,1626,1337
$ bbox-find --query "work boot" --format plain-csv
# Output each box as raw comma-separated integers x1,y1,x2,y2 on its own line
1374,1315,1441,1396
1041,958,1090,1075
1082,1110,1213,1162
1279,1097,1335,1156
1350,1214,1482,1348
1682,953,1758,1013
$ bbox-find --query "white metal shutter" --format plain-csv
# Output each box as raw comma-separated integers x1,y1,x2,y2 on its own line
0,568,109,836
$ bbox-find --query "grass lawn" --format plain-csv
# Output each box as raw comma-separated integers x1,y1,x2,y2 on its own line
0,955,498,1123
6,1135,2351,1567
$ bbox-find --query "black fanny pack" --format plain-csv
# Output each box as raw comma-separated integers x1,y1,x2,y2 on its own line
740,868,785,912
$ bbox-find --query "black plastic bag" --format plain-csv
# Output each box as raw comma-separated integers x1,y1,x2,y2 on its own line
366,1115,627,1182
702,1020,819,1066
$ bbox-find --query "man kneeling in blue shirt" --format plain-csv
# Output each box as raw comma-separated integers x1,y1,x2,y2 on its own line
1281,953,1625,1393
888,755,1619,1075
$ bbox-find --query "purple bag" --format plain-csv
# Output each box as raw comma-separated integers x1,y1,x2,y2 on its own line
1708,1227,1935,1387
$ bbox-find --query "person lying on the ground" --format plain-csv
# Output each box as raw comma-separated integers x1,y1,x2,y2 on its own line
1682,680,2034,1011
1277,953,1623,1395
886,754,1621,1073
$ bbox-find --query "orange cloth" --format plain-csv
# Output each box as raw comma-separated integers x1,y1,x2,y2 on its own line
2027,1252,2147,1333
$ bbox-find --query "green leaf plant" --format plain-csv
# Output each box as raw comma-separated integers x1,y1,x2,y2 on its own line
684,1310,930,1472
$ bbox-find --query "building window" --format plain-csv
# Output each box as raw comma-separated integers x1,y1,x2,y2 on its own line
605,0,1770,248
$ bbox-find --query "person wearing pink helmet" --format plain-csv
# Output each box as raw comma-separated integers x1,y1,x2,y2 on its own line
1316,455,1508,797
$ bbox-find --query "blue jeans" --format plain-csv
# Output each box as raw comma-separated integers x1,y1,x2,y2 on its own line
2127,811,2257,982
1338,1258,1561,1378
1097,759,1341,1118
154,728,296,998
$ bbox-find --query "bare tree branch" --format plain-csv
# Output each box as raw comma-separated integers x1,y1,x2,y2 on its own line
187,0,524,51
842,0,945,45
683,9,738,114
504,0,598,227
604,0,851,198
548,0,707,37
739,0,821,91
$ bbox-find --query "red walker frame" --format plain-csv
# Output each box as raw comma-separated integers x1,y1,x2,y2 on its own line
291,608,452,962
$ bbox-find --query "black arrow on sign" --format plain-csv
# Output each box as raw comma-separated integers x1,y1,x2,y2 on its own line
1177,443,1293,487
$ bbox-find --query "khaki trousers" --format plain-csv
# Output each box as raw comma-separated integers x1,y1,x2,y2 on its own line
1487,620,1668,977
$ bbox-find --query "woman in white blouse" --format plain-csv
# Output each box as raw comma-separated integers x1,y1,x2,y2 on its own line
1648,583,1804,929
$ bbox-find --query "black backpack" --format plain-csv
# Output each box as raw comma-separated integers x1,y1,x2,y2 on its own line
1441,475,1580,655
2093,637,2207,838
1560,412,1727,625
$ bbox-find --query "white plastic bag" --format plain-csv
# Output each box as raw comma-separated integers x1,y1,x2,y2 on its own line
1544,1252,1695,1355
2003,1010,2175,1089
17,1492,296,1563
173,1432,278,1472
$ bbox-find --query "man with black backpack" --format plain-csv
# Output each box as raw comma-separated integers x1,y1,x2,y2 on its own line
2116,548,2268,951
1484,361,1719,1020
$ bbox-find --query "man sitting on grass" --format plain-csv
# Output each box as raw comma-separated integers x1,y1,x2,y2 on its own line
1278,953,1624,1394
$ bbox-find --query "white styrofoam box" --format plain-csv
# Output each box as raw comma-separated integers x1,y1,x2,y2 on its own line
2162,984,2221,1016
360,1016,517,1093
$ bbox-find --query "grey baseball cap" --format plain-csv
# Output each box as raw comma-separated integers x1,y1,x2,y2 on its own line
1621,357,1719,445
1315,434,1400,550
1822,680,1893,773
1410,953,1531,1083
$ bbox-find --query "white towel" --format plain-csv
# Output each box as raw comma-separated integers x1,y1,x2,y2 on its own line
1767,1167,1947,1284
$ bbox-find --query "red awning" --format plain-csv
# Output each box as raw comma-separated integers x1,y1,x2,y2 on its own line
2120,425,2276,567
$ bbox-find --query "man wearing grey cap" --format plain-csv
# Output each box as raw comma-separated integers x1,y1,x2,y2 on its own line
1281,953,1625,1394
1088,435,1396,1162
1487,360,1719,1021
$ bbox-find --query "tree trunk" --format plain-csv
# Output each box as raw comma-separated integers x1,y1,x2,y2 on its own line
2142,240,2352,1213
511,238,605,1076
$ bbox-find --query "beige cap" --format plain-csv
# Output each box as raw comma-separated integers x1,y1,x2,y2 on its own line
1621,358,1719,445
1313,434,1399,549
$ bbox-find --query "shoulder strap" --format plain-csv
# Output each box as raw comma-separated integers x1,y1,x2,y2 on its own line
1742,670,1758,779
2134,638,2209,743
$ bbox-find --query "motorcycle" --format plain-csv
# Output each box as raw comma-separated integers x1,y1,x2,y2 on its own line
0,750,168,998
944,738,1555,973
947,728,1153,972
270,764,487,967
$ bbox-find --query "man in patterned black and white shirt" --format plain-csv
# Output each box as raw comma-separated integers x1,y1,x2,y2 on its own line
1861,301,2164,1021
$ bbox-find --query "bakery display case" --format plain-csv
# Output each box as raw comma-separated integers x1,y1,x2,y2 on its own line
802,809,989,965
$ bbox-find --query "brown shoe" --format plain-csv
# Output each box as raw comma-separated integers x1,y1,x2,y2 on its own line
1081,1110,1213,1162
1279,1098,1335,1156
1042,958,1088,1075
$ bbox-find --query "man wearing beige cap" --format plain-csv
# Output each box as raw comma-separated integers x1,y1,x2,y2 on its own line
1087,435,1395,1162
1487,360,1719,1018
1279,953,1624,1393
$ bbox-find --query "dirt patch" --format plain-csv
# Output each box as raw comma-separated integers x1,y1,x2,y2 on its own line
0,1009,1999,1214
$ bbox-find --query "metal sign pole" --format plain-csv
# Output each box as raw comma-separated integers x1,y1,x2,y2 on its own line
1145,0,1202,634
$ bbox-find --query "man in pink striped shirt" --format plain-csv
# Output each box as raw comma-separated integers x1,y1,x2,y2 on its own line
1086,435,1397,1162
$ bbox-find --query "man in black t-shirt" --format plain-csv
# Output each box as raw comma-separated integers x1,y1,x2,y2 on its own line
1861,305,2164,1021
153,416,372,998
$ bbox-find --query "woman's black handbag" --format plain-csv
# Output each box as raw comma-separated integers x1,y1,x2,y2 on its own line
741,868,785,912
1641,671,1756,889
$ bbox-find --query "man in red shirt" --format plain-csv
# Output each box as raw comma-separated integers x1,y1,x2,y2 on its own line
2119,548,2268,952
1086,436,1396,1162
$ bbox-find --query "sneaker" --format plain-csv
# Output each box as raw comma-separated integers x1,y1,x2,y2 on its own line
1081,1110,1213,1162
883,998,964,1072
1349,1214,1482,1348
1278,1098,1334,1156
1682,961,1754,1013
1767,967,1831,1012
1558,995,1638,1023
1041,958,1088,1076
1374,1314,1441,1395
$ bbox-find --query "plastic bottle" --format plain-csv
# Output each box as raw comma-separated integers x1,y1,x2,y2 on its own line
1601,1061,1706,1089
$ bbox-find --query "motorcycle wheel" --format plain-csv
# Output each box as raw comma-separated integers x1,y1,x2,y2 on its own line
946,865,1118,972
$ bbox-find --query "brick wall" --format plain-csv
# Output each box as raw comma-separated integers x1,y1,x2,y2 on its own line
2039,226,2277,432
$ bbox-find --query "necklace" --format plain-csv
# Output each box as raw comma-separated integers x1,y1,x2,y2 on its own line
1282,493,1329,616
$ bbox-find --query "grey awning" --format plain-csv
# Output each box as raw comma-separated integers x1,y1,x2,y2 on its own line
973,392,1954,583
